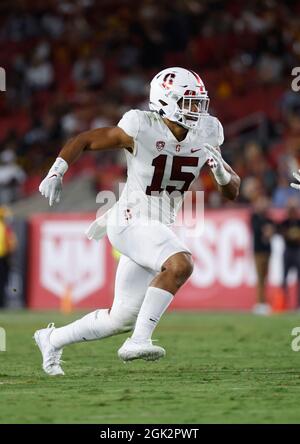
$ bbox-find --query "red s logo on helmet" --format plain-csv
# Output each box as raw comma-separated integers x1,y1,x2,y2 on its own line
162,73,175,90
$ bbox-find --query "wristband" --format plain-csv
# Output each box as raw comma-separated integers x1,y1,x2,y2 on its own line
49,157,68,177
214,168,231,186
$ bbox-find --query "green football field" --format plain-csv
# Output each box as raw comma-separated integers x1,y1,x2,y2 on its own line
0,310,300,424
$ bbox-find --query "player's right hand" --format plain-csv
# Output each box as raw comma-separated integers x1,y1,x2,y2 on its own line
39,173,63,206
290,170,300,190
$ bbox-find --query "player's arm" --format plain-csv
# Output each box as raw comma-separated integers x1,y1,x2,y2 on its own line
39,127,133,206
215,159,241,200
58,127,133,164
204,144,240,201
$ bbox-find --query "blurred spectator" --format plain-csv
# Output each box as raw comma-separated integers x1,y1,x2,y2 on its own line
257,52,283,84
281,91,300,117
242,141,277,197
272,175,300,208
0,150,26,204
0,0,299,203
72,52,104,90
26,53,54,91
279,199,300,309
41,12,65,39
240,177,264,204
0,207,17,308
119,67,146,98
250,196,275,315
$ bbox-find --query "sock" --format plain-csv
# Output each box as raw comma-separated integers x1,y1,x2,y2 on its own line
49,309,121,349
131,287,173,342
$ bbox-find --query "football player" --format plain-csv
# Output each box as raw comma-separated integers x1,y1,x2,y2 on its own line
35,67,240,375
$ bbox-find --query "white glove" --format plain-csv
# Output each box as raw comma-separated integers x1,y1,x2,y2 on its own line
290,170,300,190
203,143,231,186
39,157,68,206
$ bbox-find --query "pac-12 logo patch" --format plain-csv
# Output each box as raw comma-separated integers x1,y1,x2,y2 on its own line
156,141,165,151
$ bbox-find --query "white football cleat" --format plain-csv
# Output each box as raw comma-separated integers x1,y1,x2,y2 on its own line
118,338,166,362
34,323,64,376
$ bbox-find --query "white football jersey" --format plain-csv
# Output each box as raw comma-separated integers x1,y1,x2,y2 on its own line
115,109,224,225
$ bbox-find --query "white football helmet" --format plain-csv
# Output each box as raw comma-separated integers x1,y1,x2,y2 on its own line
149,67,209,129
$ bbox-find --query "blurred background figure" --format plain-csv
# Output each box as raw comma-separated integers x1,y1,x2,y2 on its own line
0,207,17,308
0,149,26,204
250,196,275,315
279,198,300,309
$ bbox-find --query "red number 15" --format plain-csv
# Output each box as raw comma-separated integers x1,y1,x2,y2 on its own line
146,155,199,195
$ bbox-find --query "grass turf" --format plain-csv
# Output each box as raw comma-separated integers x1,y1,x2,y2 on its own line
0,310,300,424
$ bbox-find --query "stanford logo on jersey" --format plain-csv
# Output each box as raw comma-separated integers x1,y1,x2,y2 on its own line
156,141,165,151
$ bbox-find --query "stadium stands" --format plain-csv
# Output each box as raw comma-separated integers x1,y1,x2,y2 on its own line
0,0,300,207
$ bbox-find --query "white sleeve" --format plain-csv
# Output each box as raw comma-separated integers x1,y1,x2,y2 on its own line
117,109,140,139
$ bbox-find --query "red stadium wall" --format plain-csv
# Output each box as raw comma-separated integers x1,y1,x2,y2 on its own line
27,214,117,310
27,210,297,311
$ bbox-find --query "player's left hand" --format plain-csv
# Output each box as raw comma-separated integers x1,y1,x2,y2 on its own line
203,143,231,186
290,170,300,190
